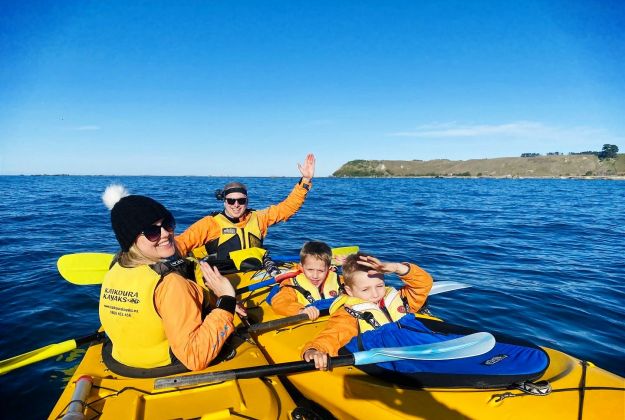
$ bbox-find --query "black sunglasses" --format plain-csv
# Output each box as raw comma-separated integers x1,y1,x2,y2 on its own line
142,215,176,242
226,197,247,205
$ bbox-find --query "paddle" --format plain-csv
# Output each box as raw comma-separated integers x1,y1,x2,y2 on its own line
0,280,471,376
272,245,359,264
57,246,359,286
429,280,470,295
316,280,470,307
154,332,496,389
57,253,114,285
0,332,105,376
245,309,330,334
235,271,297,294
0,307,321,377
246,281,470,333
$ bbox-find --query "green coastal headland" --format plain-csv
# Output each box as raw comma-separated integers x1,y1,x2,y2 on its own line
333,154,625,179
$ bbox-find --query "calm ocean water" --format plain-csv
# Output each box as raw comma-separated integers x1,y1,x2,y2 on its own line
1,175,624,418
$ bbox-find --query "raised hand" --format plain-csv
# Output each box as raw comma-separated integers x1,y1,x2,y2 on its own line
357,255,408,276
297,153,316,180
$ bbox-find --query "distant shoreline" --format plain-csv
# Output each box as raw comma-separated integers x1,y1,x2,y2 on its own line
332,155,625,179
332,175,625,180
1,174,624,180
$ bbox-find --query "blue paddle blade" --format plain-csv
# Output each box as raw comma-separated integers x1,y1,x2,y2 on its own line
430,281,471,296
353,332,496,365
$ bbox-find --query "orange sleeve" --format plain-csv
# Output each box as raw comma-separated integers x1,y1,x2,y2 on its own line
270,280,306,316
154,273,234,371
255,181,311,235
301,309,358,357
399,263,433,312
175,215,222,256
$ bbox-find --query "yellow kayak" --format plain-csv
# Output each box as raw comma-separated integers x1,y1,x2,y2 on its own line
232,269,625,420
48,262,625,420
48,332,299,420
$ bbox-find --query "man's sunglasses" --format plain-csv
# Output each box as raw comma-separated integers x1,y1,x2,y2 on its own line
226,197,247,205
142,215,176,242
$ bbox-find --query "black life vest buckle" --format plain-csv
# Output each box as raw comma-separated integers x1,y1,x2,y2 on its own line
417,305,434,316
361,311,382,329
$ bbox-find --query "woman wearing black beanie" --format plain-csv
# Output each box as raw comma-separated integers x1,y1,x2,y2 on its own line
98,184,238,376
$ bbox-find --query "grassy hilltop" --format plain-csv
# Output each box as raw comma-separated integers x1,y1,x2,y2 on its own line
332,154,625,178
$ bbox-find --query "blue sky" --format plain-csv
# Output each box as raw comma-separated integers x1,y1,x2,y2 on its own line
1,1,623,176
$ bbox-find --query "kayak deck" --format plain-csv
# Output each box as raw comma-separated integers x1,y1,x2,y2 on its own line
233,268,625,420
51,267,624,419
253,317,624,419
48,334,298,420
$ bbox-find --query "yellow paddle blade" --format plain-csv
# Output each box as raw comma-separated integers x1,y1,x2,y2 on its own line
0,339,77,376
331,245,359,265
57,253,114,285
56,246,359,286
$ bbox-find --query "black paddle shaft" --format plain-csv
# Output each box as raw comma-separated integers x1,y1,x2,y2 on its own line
154,354,355,389
76,331,106,347
247,309,330,334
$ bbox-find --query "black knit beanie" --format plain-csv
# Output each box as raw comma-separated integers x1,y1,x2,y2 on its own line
103,185,173,251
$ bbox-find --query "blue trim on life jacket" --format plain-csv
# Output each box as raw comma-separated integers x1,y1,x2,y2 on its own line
266,284,280,305
266,286,335,312
308,297,334,311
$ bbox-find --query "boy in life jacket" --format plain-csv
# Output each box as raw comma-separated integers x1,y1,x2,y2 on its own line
270,241,343,320
301,252,432,370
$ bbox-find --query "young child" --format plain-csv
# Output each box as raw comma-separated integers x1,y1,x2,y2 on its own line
270,241,343,321
302,252,432,370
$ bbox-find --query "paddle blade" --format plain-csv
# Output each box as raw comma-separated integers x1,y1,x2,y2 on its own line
353,332,496,365
430,281,471,296
0,339,78,376
155,332,496,389
57,253,113,285
331,246,359,265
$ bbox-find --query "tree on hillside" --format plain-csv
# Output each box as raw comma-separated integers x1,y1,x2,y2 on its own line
599,144,619,160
